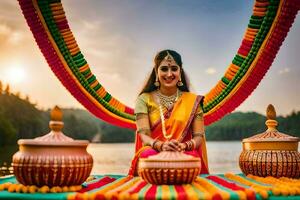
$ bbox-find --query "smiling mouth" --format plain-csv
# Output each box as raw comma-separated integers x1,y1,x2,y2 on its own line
163,77,175,82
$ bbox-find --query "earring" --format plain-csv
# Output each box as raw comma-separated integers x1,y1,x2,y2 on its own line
177,79,183,86
154,76,160,87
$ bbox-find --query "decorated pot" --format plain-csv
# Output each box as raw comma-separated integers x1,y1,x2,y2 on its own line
239,104,300,178
138,151,201,185
12,106,93,187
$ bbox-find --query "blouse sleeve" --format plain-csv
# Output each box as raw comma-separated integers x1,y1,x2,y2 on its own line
134,93,148,115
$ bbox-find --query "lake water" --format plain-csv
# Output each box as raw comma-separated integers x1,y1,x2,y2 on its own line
0,141,243,176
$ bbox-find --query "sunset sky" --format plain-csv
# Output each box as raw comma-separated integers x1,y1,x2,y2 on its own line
0,0,299,116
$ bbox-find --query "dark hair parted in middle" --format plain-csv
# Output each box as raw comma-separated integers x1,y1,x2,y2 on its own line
139,49,190,95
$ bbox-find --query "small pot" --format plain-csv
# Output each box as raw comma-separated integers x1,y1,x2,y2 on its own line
138,151,201,185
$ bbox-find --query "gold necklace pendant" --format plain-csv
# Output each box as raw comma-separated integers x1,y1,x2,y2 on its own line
157,89,181,109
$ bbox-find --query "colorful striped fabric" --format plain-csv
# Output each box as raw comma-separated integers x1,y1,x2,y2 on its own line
1,173,300,200
17,0,300,128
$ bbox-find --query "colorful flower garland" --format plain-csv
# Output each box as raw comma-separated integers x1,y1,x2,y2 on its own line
17,0,300,128
0,182,82,194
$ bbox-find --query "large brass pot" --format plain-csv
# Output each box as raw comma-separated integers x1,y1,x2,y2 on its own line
239,105,300,178
12,106,93,187
138,151,201,185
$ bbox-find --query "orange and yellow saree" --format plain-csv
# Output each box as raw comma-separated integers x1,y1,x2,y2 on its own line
129,92,209,176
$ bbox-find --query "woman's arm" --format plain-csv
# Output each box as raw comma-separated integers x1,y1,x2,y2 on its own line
178,106,205,151
135,113,163,151
136,113,154,146
191,107,205,149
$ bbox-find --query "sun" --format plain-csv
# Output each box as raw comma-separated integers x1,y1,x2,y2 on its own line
4,64,27,85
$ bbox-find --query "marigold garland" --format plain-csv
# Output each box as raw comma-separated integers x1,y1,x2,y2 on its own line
0,182,82,194
247,174,300,196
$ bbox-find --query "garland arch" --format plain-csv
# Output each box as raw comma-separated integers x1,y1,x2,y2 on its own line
18,0,299,129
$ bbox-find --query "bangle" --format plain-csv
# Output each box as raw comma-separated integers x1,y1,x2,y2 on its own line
192,132,205,137
185,140,192,151
157,141,163,151
137,128,151,136
153,141,163,152
151,140,158,148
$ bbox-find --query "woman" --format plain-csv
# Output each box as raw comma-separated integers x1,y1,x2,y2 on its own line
128,49,209,176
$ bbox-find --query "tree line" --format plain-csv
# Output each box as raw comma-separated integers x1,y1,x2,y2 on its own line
0,82,299,146
0,82,134,146
205,111,300,140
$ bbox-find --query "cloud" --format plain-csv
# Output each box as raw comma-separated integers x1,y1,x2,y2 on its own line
278,67,290,75
0,22,25,45
0,23,10,35
205,67,216,75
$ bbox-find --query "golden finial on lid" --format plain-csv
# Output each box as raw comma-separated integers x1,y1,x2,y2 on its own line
50,106,63,121
49,106,64,131
266,104,276,120
265,104,278,131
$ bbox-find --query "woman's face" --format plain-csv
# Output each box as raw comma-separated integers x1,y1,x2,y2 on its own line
157,59,181,89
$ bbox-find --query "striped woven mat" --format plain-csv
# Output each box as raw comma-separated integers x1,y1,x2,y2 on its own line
1,173,299,200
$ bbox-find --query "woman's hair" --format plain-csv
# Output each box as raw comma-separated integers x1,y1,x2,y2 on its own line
139,49,190,95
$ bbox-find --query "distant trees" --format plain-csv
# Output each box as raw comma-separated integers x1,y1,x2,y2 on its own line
0,83,134,145
0,92,46,141
205,111,300,140
0,111,16,146
99,123,135,143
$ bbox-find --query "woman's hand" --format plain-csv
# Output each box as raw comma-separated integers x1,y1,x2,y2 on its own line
162,139,181,151
178,143,187,152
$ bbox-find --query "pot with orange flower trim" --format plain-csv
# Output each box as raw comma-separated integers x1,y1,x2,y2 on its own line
12,106,93,187
239,104,300,178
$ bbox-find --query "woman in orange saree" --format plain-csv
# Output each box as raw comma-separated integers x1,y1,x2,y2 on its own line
129,49,209,176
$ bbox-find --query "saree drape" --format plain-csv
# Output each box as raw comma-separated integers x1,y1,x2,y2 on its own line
129,92,209,176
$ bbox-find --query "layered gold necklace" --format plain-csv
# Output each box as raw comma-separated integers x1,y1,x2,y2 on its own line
156,89,182,109
156,89,182,140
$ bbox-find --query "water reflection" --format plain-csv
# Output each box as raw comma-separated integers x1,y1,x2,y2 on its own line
0,142,243,177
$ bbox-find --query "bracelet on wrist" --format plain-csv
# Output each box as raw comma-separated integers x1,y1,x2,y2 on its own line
153,140,163,152
192,132,205,137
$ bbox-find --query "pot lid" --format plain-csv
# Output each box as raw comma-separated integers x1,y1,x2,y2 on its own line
18,106,89,146
243,104,299,143
140,151,200,162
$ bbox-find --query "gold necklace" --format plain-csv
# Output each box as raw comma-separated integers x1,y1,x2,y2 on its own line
157,89,181,109
156,89,181,140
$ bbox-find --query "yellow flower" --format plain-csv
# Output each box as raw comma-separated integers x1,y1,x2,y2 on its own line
55,186,63,193
69,186,77,192
3,182,12,189
272,187,281,196
15,184,23,193
21,185,29,193
50,187,58,193
29,185,38,193
39,185,50,193
8,184,17,193
62,186,69,192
